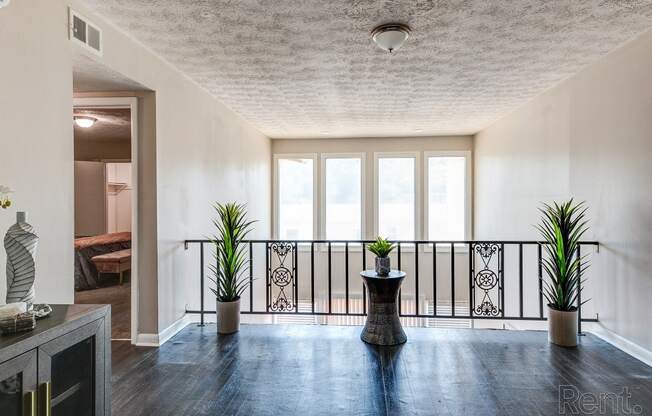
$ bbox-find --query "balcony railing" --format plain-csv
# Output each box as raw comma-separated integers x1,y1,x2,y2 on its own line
183,239,599,333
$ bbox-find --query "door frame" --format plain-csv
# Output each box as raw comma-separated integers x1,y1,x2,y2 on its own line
73,96,139,344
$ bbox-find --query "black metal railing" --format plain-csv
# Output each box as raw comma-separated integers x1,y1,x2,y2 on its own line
183,239,599,333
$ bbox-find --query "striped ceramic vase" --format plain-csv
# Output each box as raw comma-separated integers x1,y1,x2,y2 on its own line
5,211,38,308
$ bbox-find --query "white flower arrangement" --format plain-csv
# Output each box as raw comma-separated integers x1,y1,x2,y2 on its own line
0,185,13,209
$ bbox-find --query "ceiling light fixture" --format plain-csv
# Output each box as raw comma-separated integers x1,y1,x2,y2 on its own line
74,116,97,128
371,23,411,53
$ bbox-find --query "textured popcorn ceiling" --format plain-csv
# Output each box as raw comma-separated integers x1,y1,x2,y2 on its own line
80,0,652,138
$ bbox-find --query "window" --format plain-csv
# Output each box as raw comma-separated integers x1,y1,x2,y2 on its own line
276,156,315,239
376,155,417,240
323,156,363,240
273,151,471,243
426,153,469,241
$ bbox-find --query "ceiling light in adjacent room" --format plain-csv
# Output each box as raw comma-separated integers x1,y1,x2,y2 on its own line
371,23,411,53
74,116,97,128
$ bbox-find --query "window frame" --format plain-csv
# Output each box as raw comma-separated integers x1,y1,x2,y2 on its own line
273,153,319,241
320,153,366,241
271,150,472,248
423,150,473,249
373,151,421,241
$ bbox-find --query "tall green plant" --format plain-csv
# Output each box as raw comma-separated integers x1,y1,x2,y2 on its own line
536,199,589,312
208,202,256,302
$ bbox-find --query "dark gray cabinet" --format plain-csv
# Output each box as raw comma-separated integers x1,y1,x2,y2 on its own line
0,305,111,416
38,320,106,416
0,350,37,416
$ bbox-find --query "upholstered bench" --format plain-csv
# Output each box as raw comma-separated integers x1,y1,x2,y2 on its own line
91,248,132,285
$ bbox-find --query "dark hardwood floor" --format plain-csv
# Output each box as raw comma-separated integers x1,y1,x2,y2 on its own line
111,324,652,415
76,278,130,339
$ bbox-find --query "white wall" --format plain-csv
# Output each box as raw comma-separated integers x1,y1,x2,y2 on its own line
73,2,271,332
68,1,272,335
0,0,271,338
475,29,652,352
0,0,74,304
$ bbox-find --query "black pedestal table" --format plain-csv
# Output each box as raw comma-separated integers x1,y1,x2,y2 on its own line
360,270,407,346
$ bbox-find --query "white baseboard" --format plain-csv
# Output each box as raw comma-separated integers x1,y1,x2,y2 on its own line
159,314,192,345
135,333,159,347
135,315,192,347
586,323,652,367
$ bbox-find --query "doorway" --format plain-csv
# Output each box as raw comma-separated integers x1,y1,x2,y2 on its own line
72,97,139,342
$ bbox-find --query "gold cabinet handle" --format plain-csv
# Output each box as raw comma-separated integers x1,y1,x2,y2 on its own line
24,390,37,416
40,381,52,416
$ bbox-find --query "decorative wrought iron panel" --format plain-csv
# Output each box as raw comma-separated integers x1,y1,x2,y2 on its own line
470,243,502,317
267,242,296,312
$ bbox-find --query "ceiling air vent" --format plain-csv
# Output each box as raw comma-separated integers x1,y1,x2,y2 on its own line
69,8,102,56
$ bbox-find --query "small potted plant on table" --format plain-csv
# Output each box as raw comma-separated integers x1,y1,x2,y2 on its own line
209,202,255,334
367,237,396,276
537,199,589,347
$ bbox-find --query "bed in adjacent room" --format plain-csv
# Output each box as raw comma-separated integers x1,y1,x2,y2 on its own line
74,231,131,290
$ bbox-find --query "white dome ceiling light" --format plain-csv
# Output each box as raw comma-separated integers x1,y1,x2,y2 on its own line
371,23,411,53
0,0,10,9
74,116,98,128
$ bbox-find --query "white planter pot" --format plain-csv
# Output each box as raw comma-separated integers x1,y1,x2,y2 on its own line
217,298,241,334
548,306,578,347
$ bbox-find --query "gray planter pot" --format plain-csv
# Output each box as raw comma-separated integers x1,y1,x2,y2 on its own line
217,298,241,334
548,307,578,347
375,257,390,276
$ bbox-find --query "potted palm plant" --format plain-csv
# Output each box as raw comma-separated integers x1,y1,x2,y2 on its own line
208,202,255,334
367,237,396,276
537,199,589,347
